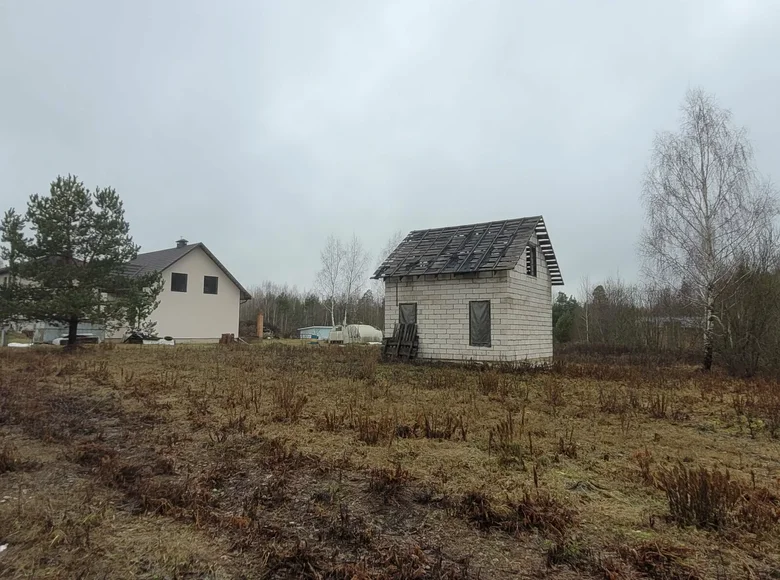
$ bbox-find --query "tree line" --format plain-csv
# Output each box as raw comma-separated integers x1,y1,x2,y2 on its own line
239,282,385,338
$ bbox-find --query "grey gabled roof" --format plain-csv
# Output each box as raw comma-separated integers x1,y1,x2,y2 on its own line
372,215,563,285
127,243,252,300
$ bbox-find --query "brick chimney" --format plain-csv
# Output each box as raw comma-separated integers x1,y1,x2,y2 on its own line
176,238,188,248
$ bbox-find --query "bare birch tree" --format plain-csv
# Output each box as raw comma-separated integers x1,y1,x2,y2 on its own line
371,229,405,300
578,275,592,344
316,235,343,326
641,88,777,370
341,234,370,325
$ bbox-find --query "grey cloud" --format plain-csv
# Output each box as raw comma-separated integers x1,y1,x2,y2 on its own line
2,0,778,293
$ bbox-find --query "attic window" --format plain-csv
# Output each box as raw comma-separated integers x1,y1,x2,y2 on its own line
526,245,537,277
171,272,188,292
203,275,218,295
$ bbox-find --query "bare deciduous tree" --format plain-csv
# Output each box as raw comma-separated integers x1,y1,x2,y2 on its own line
316,235,344,326
578,275,592,344
341,234,370,325
371,229,405,300
641,88,777,370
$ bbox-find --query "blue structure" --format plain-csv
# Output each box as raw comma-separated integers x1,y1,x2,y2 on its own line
297,326,334,340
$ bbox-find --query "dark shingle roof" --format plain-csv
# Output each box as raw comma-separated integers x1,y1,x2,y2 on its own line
127,243,252,300
372,215,563,285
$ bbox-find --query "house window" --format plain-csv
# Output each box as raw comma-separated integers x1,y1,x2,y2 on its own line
171,272,188,292
469,300,491,347
203,275,219,295
399,303,417,325
526,244,537,277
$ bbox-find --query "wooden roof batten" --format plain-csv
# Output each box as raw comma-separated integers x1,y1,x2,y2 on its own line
373,215,564,285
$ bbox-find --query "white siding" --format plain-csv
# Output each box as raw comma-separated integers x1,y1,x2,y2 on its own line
151,247,242,341
383,234,553,363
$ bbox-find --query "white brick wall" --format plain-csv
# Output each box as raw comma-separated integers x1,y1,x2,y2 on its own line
384,234,553,363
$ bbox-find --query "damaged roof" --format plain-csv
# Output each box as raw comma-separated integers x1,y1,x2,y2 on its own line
372,215,563,285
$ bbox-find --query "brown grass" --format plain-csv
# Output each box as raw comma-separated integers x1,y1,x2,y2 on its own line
1,343,779,578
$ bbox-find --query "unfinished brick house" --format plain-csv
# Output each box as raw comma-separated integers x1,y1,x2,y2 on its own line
373,216,564,362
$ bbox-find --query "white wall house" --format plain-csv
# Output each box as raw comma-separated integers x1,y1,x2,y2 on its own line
1,240,250,343
117,239,251,342
374,216,564,363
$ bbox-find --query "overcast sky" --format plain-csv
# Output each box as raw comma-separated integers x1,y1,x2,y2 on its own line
1,0,778,295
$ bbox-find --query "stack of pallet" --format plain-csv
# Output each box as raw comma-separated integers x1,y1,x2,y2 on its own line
382,323,419,360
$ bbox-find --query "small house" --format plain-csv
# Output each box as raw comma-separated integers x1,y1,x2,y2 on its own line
114,239,251,342
2,239,251,344
373,216,563,363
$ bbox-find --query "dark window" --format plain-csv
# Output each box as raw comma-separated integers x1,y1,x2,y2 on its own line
469,300,491,347
203,275,219,295
171,272,188,292
399,303,417,325
526,244,537,277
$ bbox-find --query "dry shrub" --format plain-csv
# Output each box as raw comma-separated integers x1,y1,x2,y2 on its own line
615,542,702,580
542,377,565,415
83,360,112,385
272,377,308,422
648,391,670,419
327,503,374,546
734,381,780,438
367,463,411,504
598,385,627,414
332,347,378,382
316,408,347,432
489,409,525,466
259,437,304,469
0,441,22,473
660,463,780,531
260,540,322,578
186,386,211,418
354,410,395,446
734,487,780,534
208,413,252,443
68,442,119,468
377,543,472,580
420,410,468,441
460,489,575,539
134,476,213,519
238,477,288,520
424,367,456,390
660,464,738,529
476,369,511,398
633,447,655,486
545,538,591,570
557,426,578,459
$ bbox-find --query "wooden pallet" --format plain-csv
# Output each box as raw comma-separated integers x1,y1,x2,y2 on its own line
382,323,419,360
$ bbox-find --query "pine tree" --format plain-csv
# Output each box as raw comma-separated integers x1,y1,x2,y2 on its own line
0,175,162,345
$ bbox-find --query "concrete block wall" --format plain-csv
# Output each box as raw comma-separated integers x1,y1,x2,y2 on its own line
505,234,553,361
384,234,553,363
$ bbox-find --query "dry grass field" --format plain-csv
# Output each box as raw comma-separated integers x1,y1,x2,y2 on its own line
1,343,779,579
